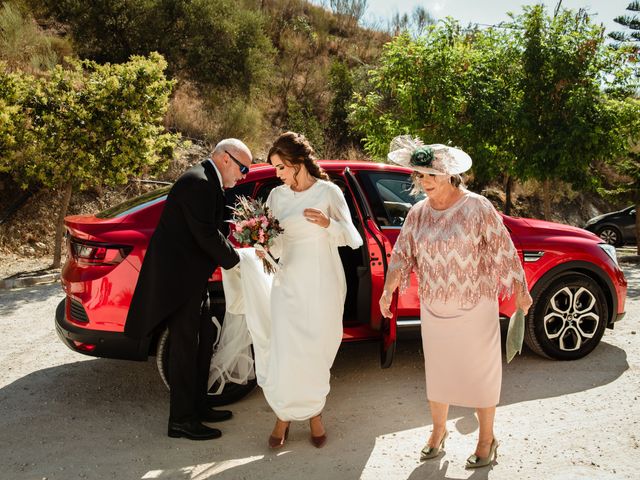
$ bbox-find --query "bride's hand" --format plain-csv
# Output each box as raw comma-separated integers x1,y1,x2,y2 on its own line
255,249,266,259
303,208,330,228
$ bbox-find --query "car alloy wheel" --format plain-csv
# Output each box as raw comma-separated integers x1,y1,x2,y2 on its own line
597,226,622,247
524,273,608,360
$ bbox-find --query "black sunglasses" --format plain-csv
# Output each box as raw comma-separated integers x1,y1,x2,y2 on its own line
225,150,249,174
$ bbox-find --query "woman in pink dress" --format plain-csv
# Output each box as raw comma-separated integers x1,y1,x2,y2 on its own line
379,135,532,469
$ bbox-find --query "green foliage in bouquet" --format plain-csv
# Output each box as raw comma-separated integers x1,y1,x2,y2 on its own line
230,195,284,274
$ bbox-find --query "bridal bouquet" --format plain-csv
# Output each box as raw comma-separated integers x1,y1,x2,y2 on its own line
229,196,284,274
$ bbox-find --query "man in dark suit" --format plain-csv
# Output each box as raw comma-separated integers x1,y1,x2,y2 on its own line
125,138,252,440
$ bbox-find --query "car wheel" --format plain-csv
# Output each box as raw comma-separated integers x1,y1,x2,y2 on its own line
597,226,623,247
156,326,257,406
524,272,608,360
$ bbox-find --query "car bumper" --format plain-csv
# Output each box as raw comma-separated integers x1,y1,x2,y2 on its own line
609,310,626,327
55,299,151,361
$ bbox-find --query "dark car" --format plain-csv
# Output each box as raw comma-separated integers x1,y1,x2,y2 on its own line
55,161,628,405
584,206,637,247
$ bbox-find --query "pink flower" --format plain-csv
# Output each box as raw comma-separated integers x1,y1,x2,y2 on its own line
258,229,265,243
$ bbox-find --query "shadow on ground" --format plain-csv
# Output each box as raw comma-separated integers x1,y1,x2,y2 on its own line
0,331,628,480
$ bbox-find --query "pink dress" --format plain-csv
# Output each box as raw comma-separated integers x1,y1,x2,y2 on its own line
389,191,527,408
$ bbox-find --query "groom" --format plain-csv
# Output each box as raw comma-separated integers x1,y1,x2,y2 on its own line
125,138,252,440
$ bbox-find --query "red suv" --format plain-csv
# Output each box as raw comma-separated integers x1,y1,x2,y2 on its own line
56,161,628,404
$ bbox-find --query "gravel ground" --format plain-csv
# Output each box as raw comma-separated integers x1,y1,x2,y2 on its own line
0,252,55,279
0,265,638,480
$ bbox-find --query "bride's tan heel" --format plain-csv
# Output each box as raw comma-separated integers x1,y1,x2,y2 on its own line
309,414,327,448
268,419,290,449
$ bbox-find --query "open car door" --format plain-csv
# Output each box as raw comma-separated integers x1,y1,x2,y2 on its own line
344,167,397,368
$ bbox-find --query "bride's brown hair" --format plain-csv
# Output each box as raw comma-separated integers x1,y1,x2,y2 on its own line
267,131,329,186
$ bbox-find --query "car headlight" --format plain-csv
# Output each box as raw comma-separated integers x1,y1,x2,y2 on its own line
585,215,605,227
598,243,618,266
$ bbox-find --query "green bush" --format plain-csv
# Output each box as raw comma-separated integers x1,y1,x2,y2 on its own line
32,0,274,94
286,99,326,157
0,52,179,265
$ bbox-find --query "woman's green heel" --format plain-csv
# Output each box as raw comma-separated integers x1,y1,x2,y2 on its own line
420,430,448,461
465,438,499,469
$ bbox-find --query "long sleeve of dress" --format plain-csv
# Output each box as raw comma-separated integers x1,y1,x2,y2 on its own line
266,189,284,260
325,183,363,249
479,196,528,299
385,205,419,295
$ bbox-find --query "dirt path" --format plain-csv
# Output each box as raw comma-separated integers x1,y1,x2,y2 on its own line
0,266,638,480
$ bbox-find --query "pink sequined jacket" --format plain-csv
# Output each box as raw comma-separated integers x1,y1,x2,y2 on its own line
388,191,528,308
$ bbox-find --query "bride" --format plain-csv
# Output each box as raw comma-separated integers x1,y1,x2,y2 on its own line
211,132,361,448
256,131,362,448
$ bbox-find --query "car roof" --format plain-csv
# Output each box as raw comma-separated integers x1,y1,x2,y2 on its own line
242,160,412,181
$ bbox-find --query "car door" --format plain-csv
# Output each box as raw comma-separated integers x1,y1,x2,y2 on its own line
344,167,398,368
356,170,423,321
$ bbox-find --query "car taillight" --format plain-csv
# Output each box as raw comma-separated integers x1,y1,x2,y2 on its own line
69,238,132,266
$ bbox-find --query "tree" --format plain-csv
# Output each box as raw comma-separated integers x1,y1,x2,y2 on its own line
0,52,180,267
0,63,28,160
608,2,640,253
329,0,367,32
327,59,355,153
388,5,436,37
597,100,640,255
349,23,524,211
458,27,522,213
31,0,274,94
349,25,471,158
513,5,637,218
609,1,640,45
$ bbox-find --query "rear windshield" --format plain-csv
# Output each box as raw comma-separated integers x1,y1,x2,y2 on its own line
96,186,171,219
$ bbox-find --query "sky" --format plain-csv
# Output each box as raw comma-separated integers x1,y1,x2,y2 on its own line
325,1,632,36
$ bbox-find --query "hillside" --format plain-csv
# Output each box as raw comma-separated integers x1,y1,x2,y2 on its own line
0,0,636,266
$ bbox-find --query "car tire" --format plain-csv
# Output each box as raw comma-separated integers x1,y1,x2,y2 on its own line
156,326,257,406
597,226,623,247
524,272,608,360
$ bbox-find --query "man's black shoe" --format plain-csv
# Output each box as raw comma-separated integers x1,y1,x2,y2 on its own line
199,407,233,423
168,420,222,440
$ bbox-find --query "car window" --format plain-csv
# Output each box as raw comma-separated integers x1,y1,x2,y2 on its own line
96,186,171,218
358,171,424,227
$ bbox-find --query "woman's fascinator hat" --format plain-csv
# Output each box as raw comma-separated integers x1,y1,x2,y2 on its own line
387,135,472,176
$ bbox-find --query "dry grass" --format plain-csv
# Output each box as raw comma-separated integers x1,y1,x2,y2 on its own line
165,81,218,142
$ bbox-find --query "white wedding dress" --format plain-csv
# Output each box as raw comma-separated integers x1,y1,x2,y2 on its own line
210,180,362,421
